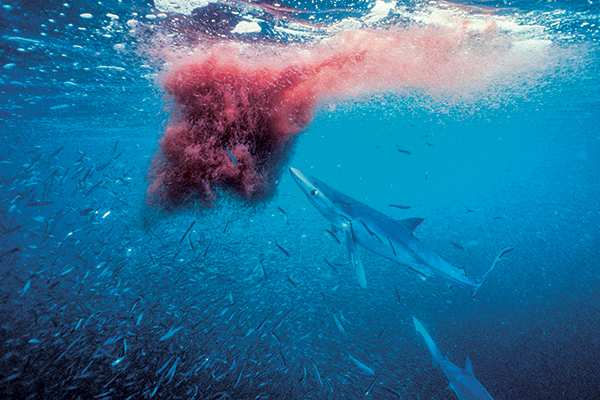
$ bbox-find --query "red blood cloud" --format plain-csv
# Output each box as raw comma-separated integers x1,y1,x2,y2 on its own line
147,42,367,209
147,24,543,209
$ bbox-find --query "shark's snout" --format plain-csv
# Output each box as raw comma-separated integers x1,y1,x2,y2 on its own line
289,167,309,189
289,167,301,179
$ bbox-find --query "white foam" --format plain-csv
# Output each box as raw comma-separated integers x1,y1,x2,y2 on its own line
154,0,212,16
231,21,261,34
329,18,363,33
97,65,126,71
273,24,319,37
363,1,396,25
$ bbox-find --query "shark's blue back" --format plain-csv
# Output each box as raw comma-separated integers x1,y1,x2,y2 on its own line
290,167,511,293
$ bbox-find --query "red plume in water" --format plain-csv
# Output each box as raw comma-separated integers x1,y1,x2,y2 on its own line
147,21,548,209
147,43,367,209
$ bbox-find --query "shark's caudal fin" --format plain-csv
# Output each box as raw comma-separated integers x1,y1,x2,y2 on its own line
471,247,514,299
413,317,443,367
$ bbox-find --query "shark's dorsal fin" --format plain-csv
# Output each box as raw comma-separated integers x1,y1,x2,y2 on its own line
397,217,424,232
465,356,474,376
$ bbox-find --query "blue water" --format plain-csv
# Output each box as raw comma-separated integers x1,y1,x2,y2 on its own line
1,0,599,399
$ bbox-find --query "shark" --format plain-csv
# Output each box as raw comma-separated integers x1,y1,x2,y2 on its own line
289,167,513,295
413,316,496,400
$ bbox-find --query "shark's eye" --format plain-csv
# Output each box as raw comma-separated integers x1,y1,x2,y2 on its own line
310,189,318,196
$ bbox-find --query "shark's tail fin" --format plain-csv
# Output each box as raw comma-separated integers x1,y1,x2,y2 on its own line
413,317,443,367
471,247,514,299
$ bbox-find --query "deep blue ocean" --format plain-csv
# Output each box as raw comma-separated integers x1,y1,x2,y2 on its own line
1,0,599,399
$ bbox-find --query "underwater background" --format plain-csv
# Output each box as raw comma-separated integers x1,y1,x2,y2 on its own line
1,0,599,399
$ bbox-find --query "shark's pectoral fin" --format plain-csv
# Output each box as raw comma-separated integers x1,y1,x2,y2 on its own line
352,249,367,289
465,355,475,376
343,223,367,289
